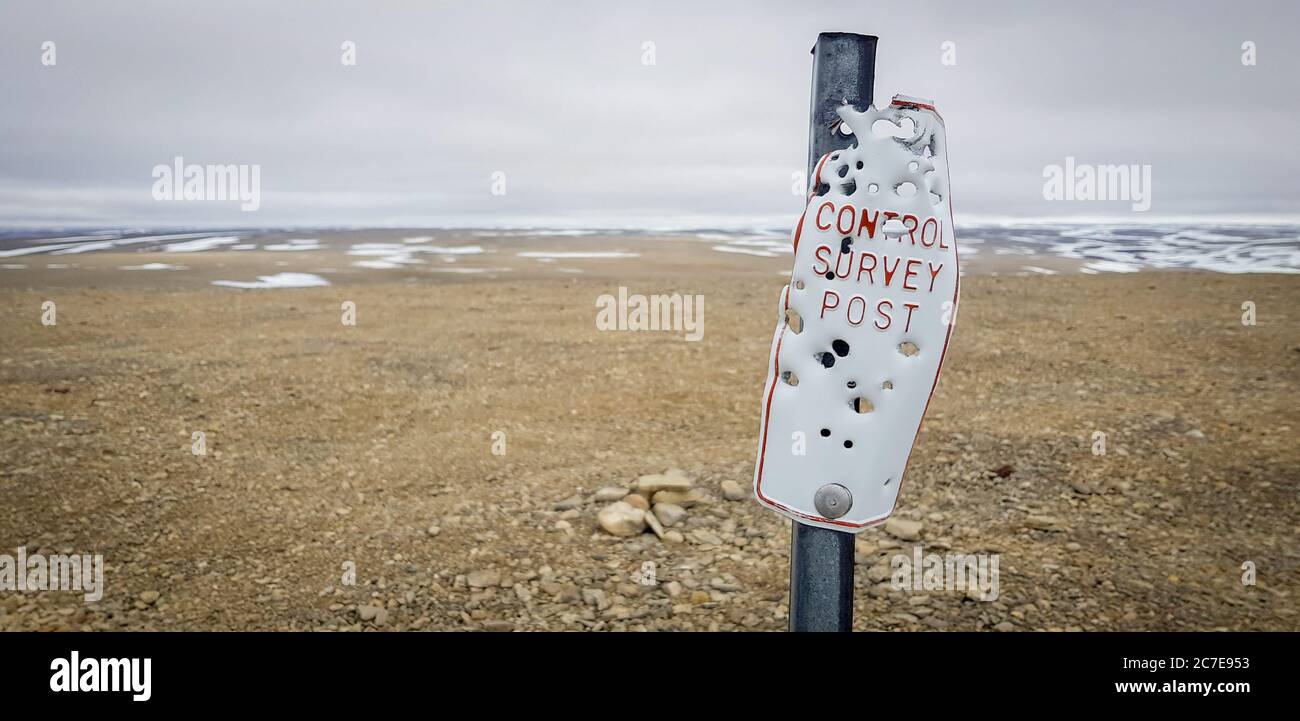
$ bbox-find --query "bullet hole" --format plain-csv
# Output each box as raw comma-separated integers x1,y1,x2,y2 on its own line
872,116,913,137
795,279,805,290
837,121,854,136
820,428,831,437
882,218,907,237
856,161,864,170
837,164,849,178
882,380,894,390
852,397,873,414
908,160,920,172
846,380,857,389
784,308,803,334
824,271,834,280
830,152,840,161
841,179,857,196
817,352,836,368
929,191,942,205
783,370,799,387
839,237,853,254
867,183,879,194
831,339,850,357
843,440,854,449
883,477,892,487
896,181,917,198
898,342,919,357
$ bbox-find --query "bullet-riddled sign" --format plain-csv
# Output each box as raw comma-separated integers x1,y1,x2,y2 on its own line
754,95,959,532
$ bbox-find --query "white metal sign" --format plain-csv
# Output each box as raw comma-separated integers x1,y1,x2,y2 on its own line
754,95,958,532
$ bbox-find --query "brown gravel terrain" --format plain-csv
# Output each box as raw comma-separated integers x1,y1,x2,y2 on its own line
0,251,1297,631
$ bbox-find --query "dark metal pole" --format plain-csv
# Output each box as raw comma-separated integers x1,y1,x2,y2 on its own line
788,32,877,633
789,521,855,631
806,33,878,183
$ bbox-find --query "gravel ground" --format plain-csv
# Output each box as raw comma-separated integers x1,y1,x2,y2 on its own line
0,266,1296,631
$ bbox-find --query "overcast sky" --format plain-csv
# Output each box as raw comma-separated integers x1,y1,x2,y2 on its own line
1,1,1297,229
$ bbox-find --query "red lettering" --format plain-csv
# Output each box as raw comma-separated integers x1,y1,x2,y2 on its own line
927,261,943,292
837,204,855,235
902,259,921,291
812,245,832,275
856,251,877,284
820,290,840,319
902,302,919,332
834,249,853,279
857,208,879,239
882,255,901,286
846,295,866,325
874,299,893,330
816,202,834,231
920,217,938,248
903,215,919,245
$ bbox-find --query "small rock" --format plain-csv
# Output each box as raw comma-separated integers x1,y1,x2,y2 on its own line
636,472,692,495
553,494,582,511
138,591,160,606
884,517,923,541
1069,479,1098,495
989,464,1015,479
582,588,610,610
597,501,647,537
663,530,685,544
866,559,893,583
652,503,687,527
358,605,388,625
868,582,893,598
593,486,629,502
467,570,501,588
720,480,746,501
691,530,723,546
644,509,665,539
1184,429,1206,440
710,577,742,592
1024,515,1065,531
623,493,650,511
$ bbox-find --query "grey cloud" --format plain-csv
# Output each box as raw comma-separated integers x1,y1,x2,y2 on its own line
1,0,1296,227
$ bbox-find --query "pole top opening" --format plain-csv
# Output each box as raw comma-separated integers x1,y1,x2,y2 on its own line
810,32,878,54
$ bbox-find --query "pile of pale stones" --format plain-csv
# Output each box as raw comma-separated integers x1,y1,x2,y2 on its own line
595,468,747,542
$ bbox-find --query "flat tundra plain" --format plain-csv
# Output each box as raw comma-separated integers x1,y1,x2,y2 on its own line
0,240,1296,631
